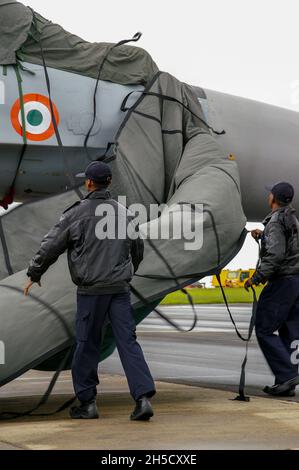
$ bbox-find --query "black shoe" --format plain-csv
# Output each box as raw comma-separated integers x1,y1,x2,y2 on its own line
70,399,99,419
130,396,154,421
263,385,296,397
263,376,299,397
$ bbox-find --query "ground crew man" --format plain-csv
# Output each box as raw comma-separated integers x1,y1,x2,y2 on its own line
24,161,156,420
245,182,299,396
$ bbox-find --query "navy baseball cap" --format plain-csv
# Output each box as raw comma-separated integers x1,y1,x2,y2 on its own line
265,181,294,204
76,161,112,184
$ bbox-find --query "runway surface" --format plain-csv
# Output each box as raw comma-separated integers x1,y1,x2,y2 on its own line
0,304,298,401
1,304,299,450
102,304,299,399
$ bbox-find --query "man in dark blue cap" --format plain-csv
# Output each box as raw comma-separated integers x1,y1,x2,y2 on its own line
245,182,299,396
24,161,156,420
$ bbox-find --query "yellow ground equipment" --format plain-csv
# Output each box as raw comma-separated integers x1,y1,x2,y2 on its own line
212,269,256,288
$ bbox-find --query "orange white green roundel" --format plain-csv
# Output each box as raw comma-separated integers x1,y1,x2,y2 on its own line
11,94,60,142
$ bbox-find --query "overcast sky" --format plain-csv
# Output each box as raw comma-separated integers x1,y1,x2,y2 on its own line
3,0,297,275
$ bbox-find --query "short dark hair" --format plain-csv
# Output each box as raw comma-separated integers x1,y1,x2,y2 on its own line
273,196,289,207
91,179,111,190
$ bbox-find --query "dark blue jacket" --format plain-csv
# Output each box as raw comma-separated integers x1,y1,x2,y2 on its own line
27,189,144,294
252,206,299,285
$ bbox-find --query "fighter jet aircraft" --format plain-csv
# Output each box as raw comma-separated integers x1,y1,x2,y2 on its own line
0,0,298,387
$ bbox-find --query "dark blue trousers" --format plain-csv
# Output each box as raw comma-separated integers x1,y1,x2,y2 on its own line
71,292,156,403
255,275,299,384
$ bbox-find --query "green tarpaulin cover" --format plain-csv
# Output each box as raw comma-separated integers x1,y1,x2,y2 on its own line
0,1,247,386
0,0,158,85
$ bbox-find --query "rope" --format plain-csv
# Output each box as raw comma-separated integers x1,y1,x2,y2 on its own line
28,8,83,200
234,286,258,402
120,90,226,136
83,32,142,161
219,234,261,401
0,64,27,210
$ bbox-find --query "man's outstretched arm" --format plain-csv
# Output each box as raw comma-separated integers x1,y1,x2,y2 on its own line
25,214,71,294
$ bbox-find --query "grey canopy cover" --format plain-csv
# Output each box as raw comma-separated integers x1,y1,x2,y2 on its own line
0,0,158,85
0,2,247,386
0,0,33,65
0,70,246,385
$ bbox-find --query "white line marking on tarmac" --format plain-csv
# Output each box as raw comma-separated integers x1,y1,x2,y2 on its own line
162,375,238,379
14,377,71,382
138,327,246,333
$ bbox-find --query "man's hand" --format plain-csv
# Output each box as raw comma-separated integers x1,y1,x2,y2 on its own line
251,229,263,240
244,278,254,292
24,280,41,296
